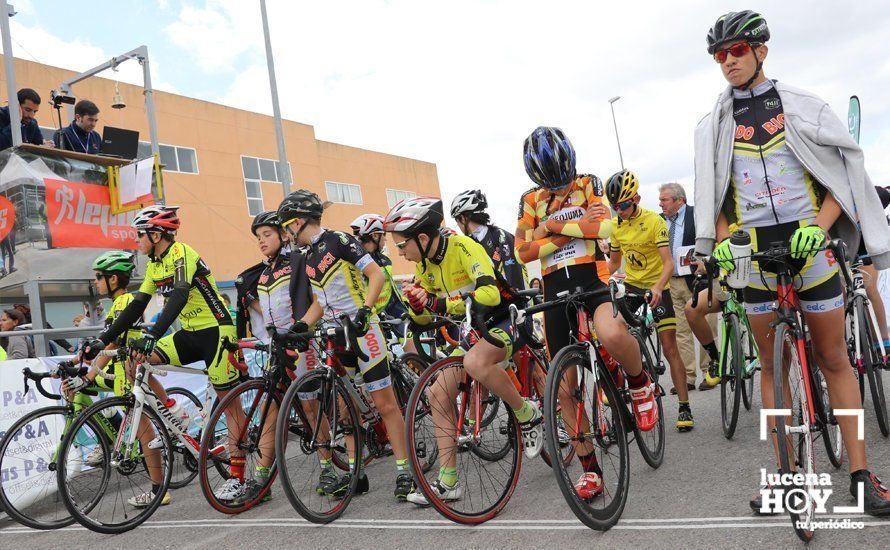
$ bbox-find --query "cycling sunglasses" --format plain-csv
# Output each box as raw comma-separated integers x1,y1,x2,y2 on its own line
614,199,635,211
713,42,760,64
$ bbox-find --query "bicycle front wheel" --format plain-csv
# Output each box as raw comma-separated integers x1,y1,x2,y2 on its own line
57,395,173,535
741,322,756,411
721,314,744,439
167,387,201,489
544,345,629,531
634,331,665,468
276,370,363,524
0,406,79,529
772,322,816,543
858,302,889,436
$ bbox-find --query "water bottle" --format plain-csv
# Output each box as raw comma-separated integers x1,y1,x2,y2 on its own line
167,399,190,431
726,230,752,290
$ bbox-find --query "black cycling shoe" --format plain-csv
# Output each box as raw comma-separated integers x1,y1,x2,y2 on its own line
233,478,272,505
395,473,415,501
749,484,781,516
851,470,890,516
327,473,370,498
316,469,339,496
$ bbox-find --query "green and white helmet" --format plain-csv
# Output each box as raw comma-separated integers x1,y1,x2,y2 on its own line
706,10,770,54
92,251,136,274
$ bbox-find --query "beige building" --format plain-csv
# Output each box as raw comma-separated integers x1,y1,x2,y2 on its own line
1,56,441,280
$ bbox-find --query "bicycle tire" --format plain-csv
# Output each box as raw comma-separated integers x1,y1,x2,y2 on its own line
531,359,575,469
742,323,756,411
812,364,843,469
198,379,280,513
859,303,889,436
0,406,82,530
57,395,173,534
276,370,362,524
845,300,867,404
544,344,629,531
634,331,665,468
772,322,816,543
720,314,744,439
167,387,201,489
406,356,521,524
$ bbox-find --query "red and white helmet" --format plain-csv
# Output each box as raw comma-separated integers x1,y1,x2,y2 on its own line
383,196,444,236
349,214,385,238
133,205,181,233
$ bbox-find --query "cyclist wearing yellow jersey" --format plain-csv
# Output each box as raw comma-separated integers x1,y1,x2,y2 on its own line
278,190,412,501
383,196,543,506
606,170,695,432
81,205,245,508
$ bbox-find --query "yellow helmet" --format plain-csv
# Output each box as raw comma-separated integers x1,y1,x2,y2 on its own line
605,170,639,205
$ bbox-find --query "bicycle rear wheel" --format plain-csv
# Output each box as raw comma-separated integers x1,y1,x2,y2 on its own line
634,331,665,468
720,314,744,439
544,344,629,531
772,322,816,543
167,387,201,489
741,323,756,411
276,370,362,524
858,303,889,436
57,395,173,534
406,356,521,525
812,364,843,469
0,406,81,529
199,379,279,513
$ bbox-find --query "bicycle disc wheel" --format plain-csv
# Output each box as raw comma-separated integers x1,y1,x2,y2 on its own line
721,314,744,439
859,304,889,436
199,379,280,513
276,370,362,524
0,406,81,529
772,322,816,543
544,345,629,531
406,356,521,524
812,365,843,469
741,323,756,411
634,332,665,468
57,395,173,535
167,387,201,489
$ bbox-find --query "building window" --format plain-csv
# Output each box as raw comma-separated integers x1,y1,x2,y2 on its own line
386,189,416,208
137,141,198,174
244,179,264,216
326,181,363,205
240,155,290,183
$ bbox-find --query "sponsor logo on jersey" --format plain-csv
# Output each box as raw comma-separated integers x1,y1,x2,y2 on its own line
763,97,781,111
317,252,336,274
734,105,750,116
761,114,785,135
745,202,767,211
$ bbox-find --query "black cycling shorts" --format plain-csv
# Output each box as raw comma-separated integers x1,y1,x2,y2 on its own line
541,263,611,359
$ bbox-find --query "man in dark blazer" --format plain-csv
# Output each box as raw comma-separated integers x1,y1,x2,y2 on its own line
659,183,718,392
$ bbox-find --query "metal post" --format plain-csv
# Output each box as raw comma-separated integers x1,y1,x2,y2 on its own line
0,1,22,147
608,96,625,170
139,47,160,156
260,0,292,196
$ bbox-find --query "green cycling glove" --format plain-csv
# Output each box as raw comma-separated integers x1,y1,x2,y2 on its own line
713,238,734,272
790,225,825,260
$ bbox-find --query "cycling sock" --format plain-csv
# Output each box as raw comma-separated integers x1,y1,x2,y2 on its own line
626,370,648,390
513,400,534,423
579,451,602,475
230,456,246,481
703,342,719,362
152,483,161,495
439,467,458,487
319,457,333,471
255,465,270,480
396,459,408,473
679,400,691,412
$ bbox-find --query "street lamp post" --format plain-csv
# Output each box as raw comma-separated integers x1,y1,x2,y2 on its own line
260,0,292,196
608,96,625,170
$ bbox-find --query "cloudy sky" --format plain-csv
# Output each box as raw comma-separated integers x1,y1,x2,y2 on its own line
5,0,890,230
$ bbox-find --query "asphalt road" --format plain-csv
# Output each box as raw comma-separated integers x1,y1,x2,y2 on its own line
3,371,890,549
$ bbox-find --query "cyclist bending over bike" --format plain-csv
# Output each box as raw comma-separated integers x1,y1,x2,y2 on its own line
81,205,245,508
383,196,544,506
693,10,890,515
278,190,412,501
515,126,655,499
606,170,696,432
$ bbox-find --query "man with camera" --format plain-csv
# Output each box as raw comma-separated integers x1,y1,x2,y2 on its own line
54,99,102,154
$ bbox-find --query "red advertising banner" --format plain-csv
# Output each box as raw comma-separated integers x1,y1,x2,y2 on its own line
44,179,138,249
0,195,15,242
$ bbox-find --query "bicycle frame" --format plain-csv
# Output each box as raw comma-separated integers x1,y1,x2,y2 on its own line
717,286,758,378
845,260,888,369
773,271,819,428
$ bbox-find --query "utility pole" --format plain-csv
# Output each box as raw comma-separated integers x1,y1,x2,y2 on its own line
608,96,625,170
0,1,22,147
260,0,291,196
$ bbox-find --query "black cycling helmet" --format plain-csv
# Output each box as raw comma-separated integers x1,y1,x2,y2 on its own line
277,189,325,225
707,10,770,54
251,211,281,235
523,126,577,190
605,170,640,205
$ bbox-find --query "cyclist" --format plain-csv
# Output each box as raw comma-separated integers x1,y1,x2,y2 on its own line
855,185,890,359
383,196,543,506
349,213,414,351
606,170,696,432
277,189,413,501
80,205,245,508
693,10,890,514
515,126,655,498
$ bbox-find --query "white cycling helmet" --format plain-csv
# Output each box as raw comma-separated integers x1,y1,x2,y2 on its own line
450,190,487,218
383,196,444,236
350,214,385,238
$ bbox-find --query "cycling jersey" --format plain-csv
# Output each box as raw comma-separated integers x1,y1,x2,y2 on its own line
516,175,612,279
410,233,501,318
139,242,233,334
95,292,142,395
304,229,375,320
727,80,824,227
368,250,405,314
256,248,295,335
609,207,669,288
470,224,528,292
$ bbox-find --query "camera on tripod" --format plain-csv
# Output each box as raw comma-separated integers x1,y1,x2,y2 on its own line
50,89,75,107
